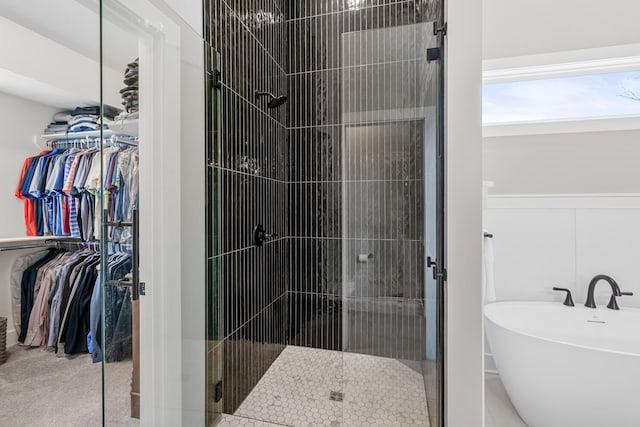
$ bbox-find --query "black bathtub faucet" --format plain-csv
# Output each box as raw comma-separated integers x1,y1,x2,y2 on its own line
584,275,633,310
552,287,574,306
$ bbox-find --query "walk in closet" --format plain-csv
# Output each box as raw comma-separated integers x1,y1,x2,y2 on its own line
0,2,142,425
0,2,207,426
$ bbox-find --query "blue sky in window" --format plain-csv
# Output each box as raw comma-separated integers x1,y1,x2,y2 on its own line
483,71,640,124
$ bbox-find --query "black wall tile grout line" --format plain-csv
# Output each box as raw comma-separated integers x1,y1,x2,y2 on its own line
221,0,288,76
286,0,414,22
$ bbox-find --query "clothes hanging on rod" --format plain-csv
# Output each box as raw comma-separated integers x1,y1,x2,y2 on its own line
9,250,51,334
10,247,133,360
7,239,93,334
15,139,139,242
17,249,98,352
90,252,133,363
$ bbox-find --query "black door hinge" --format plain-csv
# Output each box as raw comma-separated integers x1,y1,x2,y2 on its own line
433,22,447,36
210,69,221,90
214,380,223,402
427,256,448,281
427,48,442,62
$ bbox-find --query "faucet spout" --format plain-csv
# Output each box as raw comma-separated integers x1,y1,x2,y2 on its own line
585,275,621,309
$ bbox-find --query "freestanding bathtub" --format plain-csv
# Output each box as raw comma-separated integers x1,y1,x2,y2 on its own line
485,301,640,427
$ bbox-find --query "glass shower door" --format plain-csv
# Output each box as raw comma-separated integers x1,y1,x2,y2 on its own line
339,13,445,427
202,1,445,426
205,43,224,425
99,3,142,424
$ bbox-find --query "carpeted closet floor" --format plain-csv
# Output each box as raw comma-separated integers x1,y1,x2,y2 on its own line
0,345,137,427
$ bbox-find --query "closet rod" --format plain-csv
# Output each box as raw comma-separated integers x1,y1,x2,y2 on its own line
113,139,138,147
47,136,138,148
49,239,100,251
41,127,138,144
0,239,99,252
0,243,53,252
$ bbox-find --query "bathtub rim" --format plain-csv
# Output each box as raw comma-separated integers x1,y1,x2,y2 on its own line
484,300,640,358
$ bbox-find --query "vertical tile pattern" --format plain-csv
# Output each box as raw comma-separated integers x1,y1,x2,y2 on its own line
205,0,290,416
285,2,441,425
286,1,439,361
206,0,443,424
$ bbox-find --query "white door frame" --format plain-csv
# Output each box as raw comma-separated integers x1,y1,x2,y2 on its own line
101,1,205,425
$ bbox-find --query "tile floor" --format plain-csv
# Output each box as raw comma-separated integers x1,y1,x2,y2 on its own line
215,414,285,426
214,351,529,427
485,373,528,427
216,345,430,427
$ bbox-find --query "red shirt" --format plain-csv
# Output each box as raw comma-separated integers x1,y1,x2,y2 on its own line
15,154,45,236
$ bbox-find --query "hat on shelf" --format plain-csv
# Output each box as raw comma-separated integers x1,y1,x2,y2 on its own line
121,58,139,114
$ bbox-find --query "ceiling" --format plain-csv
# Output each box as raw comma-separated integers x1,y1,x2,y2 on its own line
0,0,137,74
0,0,138,108
483,0,640,60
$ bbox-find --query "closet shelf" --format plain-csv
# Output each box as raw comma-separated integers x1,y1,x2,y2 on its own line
41,118,139,142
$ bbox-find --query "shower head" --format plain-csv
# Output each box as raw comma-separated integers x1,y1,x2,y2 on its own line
268,95,288,109
255,91,288,109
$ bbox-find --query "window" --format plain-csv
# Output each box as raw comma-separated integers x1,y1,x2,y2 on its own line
483,70,640,124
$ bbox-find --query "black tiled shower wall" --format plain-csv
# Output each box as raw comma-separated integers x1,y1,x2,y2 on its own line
222,295,286,412
288,1,433,75
288,0,438,28
205,0,289,415
206,0,442,418
286,0,439,358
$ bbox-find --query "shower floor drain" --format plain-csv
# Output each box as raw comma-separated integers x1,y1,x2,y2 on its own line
329,391,344,402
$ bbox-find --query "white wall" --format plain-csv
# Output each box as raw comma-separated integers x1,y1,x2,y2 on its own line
484,194,640,371
446,0,484,425
483,0,640,59
164,0,202,37
485,194,640,307
0,92,59,346
0,15,121,109
178,21,206,427
0,0,137,73
0,92,59,238
484,129,640,195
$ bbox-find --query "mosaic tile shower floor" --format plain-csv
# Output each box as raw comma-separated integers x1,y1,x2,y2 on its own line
216,346,430,427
